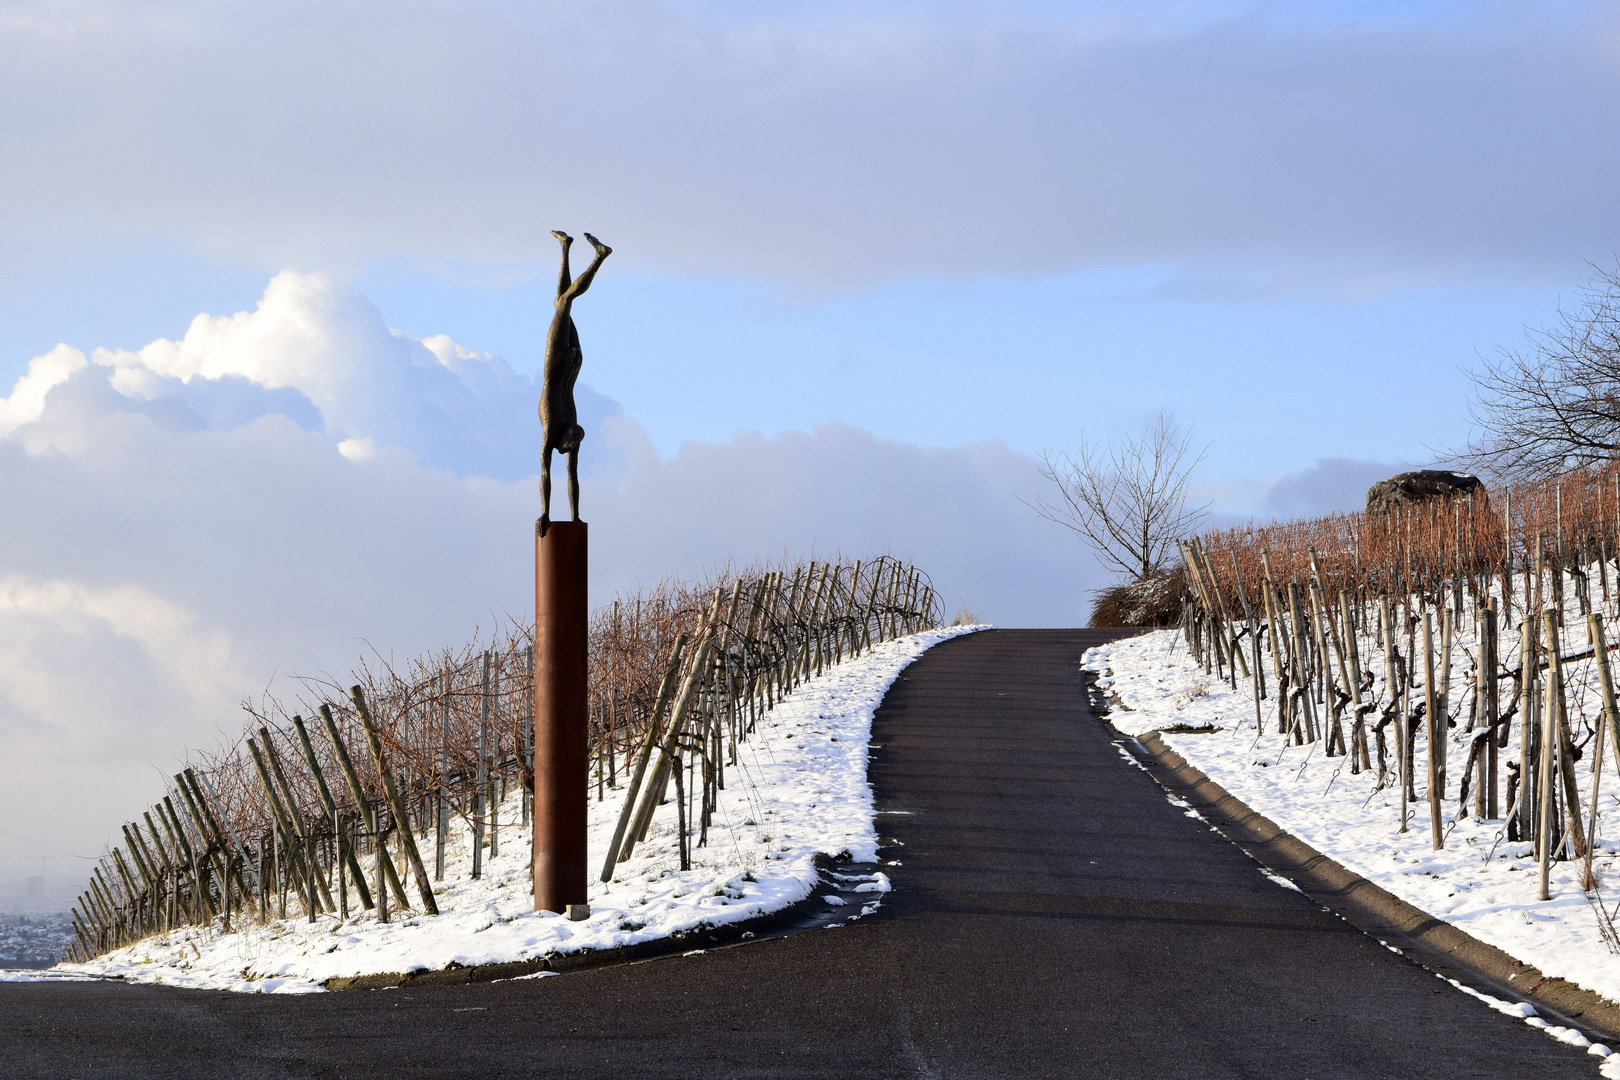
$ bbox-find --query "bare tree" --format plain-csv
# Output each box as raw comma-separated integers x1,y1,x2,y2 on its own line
1462,262,1620,480
1025,413,1209,579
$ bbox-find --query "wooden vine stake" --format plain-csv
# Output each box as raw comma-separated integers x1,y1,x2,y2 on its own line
1422,612,1444,849
318,702,409,911
1585,613,1619,891
350,685,438,915
1540,610,1563,900
601,635,687,880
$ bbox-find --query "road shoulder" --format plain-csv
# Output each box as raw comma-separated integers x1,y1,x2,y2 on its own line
1123,727,1620,1042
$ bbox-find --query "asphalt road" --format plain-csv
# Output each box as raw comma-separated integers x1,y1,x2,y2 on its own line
1,628,1604,1079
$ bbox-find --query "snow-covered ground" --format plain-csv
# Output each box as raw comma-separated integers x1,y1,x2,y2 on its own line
49,626,981,993
1088,623,1620,1057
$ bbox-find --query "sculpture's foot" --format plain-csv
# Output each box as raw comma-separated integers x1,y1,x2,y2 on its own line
539,512,550,536
583,233,612,257
551,230,573,245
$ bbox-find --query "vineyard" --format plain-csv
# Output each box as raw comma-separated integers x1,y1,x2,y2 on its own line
63,556,940,964
1174,462,1620,917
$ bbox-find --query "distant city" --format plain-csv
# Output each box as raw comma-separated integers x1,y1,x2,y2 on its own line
0,913,73,969
0,868,80,915
0,867,77,968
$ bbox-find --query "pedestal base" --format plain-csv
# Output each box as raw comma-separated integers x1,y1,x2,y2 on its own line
534,519,588,914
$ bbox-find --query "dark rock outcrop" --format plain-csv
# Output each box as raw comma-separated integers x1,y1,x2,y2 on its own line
1365,470,1485,514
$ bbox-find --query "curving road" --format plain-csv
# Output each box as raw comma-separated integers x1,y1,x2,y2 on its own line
1,629,1604,1078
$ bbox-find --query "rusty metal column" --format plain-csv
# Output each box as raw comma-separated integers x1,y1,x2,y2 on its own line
534,519,589,917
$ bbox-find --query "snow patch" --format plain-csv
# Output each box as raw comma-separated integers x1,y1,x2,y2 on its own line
1261,869,1303,893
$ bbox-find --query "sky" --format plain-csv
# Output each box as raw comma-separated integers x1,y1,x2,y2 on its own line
1,0,1617,900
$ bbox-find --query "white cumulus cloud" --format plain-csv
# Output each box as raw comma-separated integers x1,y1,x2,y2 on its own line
0,344,86,436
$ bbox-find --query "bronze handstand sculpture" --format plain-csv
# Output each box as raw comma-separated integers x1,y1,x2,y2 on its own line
539,230,611,531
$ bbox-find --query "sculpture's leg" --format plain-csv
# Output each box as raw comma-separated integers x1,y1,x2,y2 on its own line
559,235,611,303
540,445,554,529
551,231,573,297
567,447,581,522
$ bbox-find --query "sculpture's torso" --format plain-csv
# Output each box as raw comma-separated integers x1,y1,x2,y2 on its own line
541,308,583,451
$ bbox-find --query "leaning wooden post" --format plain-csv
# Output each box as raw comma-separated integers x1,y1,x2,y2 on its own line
1555,659,1589,861
1518,615,1540,844
195,768,261,904
838,562,861,660
1421,611,1444,849
246,738,318,919
154,797,199,919
1540,610,1563,900
437,673,450,881
1586,612,1618,889
375,828,389,924
349,685,438,915
176,771,233,900
1181,541,1215,672
121,825,158,894
88,872,117,939
92,872,121,942
155,796,191,867
1310,581,1347,754
336,815,349,919
108,849,140,921
259,730,336,912
490,650,502,858
628,598,722,848
1230,552,1265,729
1382,596,1403,829
70,911,93,960
1185,544,1227,679
1475,605,1498,820
1197,540,1247,683
1286,583,1318,742
184,768,254,912
1437,607,1454,786
857,564,881,652
291,715,373,909
170,776,222,916
140,812,177,924
318,703,410,910
1341,589,1371,772
76,900,99,949
474,650,490,881
600,635,687,880
1261,558,1289,733
798,562,821,675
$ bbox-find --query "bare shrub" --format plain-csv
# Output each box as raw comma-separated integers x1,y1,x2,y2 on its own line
1026,413,1208,580
1088,566,1186,628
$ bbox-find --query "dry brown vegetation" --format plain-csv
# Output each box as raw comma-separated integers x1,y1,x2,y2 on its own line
1191,464,1620,612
